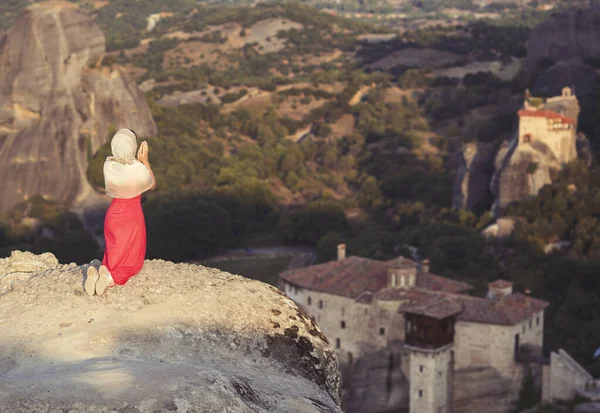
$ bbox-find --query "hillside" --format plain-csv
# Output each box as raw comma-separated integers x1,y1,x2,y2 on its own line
1,0,600,385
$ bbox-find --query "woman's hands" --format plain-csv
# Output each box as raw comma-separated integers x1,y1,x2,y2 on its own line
137,140,156,190
137,141,149,164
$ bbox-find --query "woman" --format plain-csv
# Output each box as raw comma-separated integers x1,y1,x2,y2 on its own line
85,129,156,296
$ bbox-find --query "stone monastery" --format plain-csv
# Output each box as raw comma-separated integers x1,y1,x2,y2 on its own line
279,245,595,413
517,86,579,165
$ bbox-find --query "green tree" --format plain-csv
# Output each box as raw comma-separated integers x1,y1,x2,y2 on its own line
359,176,382,207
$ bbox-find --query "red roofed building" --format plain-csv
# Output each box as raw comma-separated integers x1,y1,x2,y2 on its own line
518,87,578,164
279,246,549,413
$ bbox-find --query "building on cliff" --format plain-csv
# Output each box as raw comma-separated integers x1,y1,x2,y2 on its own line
518,87,578,165
490,86,583,216
279,245,554,413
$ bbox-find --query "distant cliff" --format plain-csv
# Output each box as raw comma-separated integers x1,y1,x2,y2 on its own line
523,7,600,83
0,2,157,213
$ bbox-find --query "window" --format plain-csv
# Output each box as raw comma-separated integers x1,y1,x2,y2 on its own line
439,371,443,378
419,365,424,373
529,320,532,329
319,300,323,309
419,390,423,398
307,297,312,305
536,316,540,326
391,273,397,287
341,321,346,329
379,327,385,336
336,338,340,349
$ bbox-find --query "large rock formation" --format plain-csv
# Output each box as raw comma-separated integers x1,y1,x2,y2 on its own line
452,141,500,212
452,367,513,413
0,251,342,412
492,138,561,214
0,2,157,213
523,7,600,83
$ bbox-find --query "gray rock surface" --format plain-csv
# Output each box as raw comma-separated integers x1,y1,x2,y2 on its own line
493,139,560,214
0,2,157,212
341,345,409,413
453,366,513,413
524,8,600,83
575,403,600,413
0,252,342,413
453,141,500,212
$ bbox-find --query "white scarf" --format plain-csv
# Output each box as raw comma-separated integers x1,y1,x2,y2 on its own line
103,129,153,199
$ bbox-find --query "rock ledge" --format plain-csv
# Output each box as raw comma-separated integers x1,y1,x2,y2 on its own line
0,252,341,413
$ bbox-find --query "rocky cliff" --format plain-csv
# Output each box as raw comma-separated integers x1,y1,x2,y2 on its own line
491,138,561,214
0,2,157,213
341,344,409,413
452,141,500,212
523,7,600,83
453,7,600,216
0,251,342,412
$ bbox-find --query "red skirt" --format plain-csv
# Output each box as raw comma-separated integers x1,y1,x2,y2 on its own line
102,195,147,285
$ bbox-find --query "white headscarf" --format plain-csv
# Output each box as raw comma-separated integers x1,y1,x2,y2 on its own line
103,129,153,199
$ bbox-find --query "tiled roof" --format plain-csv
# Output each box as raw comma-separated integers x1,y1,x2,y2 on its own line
488,279,513,289
376,287,548,326
280,257,548,326
398,290,464,320
405,290,547,326
518,109,576,125
417,272,473,293
280,256,390,299
280,256,473,299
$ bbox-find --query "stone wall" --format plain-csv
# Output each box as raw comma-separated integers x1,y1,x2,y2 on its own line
542,349,593,403
453,310,544,396
282,281,404,359
409,346,452,413
341,343,410,413
452,366,513,413
454,312,544,377
518,116,576,165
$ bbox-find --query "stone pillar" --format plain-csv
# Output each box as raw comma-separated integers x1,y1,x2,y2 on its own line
409,346,453,413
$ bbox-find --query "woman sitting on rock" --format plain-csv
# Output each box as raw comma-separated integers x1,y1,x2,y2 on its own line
85,129,156,296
